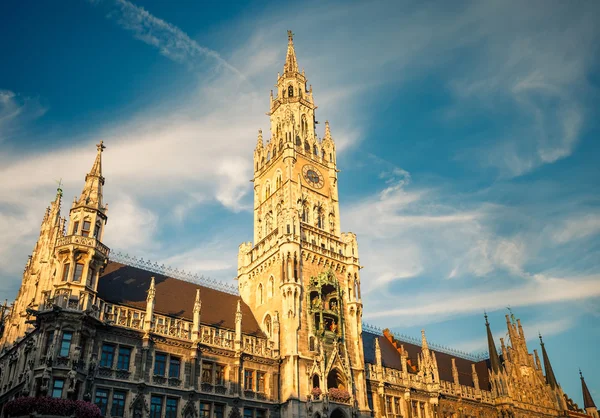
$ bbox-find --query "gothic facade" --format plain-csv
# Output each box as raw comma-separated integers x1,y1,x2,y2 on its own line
0,32,596,418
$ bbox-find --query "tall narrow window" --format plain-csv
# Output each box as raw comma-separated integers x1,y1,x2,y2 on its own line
215,364,225,386
100,344,115,368
111,390,126,417
150,396,163,418
202,362,213,384
73,263,84,282
165,398,178,418
154,353,166,376
59,331,72,357
117,346,131,370
257,284,263,305
62,264,70,282
268,277,274,298
244,370,254,391
257,372,265,393
52,379,65,398
94,222,101,239
288,85,294,97
169,357,181,379
81,221,91,237
72,221,80,235
214,404,225,418
87,267,96,288
45,330,55,353
200,403,211,418
95,388,109,414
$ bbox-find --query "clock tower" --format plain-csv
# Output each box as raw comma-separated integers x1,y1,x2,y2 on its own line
237,31,369,417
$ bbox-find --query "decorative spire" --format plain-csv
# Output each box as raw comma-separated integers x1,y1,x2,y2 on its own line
580,369,597,409
375,337,382,367
485,313,502,374
324,120,332,141
147,277,156,301
257,129,263,149
77,141,106,210
539,333,558,389
421,329,429,352
283,30,299,74
193,288,201,314
144,277,156,333
192,288,201,342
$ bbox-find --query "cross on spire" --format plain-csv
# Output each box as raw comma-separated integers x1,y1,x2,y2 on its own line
97,140,106,153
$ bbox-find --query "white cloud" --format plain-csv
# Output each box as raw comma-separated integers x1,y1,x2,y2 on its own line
550,214,600,244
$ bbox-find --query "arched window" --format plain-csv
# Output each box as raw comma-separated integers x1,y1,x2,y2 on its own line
268,277,274,299
322,149,325,159
304,141,310,153
257,284,263,305
288,85,294,97
301,203,309,223
276,173,282,189
265,212,273,233
295,136,301,146
312,374,320,388
329,213,335,232
264,184,271,201
272,147,276,158
264,314,272,337
279,140,283,150
267,151,271,161
301,114,308,137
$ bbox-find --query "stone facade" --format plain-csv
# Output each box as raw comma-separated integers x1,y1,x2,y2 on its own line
0,31,595,418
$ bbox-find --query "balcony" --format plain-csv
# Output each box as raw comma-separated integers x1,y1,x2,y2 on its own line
55,235,110,256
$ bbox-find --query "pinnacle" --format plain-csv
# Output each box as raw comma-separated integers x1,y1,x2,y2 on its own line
284,30,299,74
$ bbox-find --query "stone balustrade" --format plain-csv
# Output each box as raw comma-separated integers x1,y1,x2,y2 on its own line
55,235,110,256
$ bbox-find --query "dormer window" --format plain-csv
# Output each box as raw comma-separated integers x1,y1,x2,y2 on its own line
82,221,91,237
288,85,294,97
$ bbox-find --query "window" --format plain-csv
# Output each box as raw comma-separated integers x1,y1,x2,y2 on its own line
264,315,272,337
257,284,263,305
150,395,163,418
268,277,274,299
394,397,401,415
62,263,70,281
256,411,266,418
202,363,213,384
45,330,55,353
215,364,225,386
244,409,253,418
165,398,178,418
200,402,211,418
117,346,131,370
257,372,265,393
288,85,294,97
111,390,126,417
52,379,65,399
73,263,84,282
386,396,393,414
154,353,166,376
73,221,79,235
59,331,72,357
94,388,109,413
87,267,95,288
244,370,254,391
100,344,115,368
82,221,91,237
169,357,181,379
214,404,225,418
94,222,101,239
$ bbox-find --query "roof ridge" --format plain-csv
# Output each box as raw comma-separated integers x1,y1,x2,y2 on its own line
110,251,239,296
362,322,489,362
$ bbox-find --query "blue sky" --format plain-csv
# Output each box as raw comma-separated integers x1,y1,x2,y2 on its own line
1,0,599,405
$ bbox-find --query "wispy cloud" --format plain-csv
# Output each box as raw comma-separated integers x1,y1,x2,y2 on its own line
550,214,600,244
103,0,245,79
0,90,46,144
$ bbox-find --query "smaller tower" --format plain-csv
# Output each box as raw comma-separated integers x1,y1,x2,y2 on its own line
53,141,110,308
580,370,598,418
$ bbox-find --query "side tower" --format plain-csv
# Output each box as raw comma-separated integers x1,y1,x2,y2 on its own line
53,141,110,309
237,31,368,417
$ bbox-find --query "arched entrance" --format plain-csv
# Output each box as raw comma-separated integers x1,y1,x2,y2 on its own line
330,408,346,418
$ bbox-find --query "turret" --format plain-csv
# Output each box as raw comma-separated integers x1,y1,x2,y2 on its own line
580,370,598,418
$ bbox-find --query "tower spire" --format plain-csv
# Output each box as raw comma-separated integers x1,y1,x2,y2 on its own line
77,141,106,211
539,333,558,389
485,313,501,374
580,369,597,409
284,30,299,74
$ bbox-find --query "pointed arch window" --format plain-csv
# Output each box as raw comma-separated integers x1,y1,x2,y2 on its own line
264,314,272,337
276,173,282,189
264,184,271,201
257,284,263,306
267,151,271,162
272,147,277,159
314,145,319,156
268,276,274,299
295,136,301,146
304,140,310,153
288,85,294,97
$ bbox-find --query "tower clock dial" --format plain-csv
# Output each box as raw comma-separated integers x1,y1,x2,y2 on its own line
302,164,324,189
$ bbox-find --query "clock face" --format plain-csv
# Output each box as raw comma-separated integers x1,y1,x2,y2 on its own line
302,164,324,189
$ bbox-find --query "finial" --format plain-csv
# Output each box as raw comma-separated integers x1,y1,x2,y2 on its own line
55,178,63,197
96,140,106,153
287,30,294,42
484,310,489,324
538,332,544,344
579,368,583,378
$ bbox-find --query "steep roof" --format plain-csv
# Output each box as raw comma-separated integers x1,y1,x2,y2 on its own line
363,331,490,390
97,261,264,336
581,370,597,409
